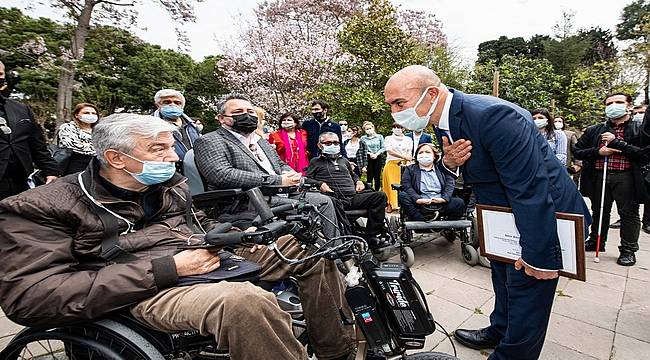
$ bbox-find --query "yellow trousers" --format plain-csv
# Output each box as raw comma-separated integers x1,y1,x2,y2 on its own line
382,160,402,209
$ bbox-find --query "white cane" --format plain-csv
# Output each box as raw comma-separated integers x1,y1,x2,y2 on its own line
594,154,609,263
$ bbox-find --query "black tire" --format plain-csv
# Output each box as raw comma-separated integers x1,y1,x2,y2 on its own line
405,351,460,360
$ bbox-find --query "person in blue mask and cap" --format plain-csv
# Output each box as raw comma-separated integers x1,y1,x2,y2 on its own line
153,89,201,173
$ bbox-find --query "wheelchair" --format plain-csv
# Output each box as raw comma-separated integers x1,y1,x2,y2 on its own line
388,183,489,268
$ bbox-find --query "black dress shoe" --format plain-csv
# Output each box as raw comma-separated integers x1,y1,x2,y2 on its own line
642,224,650,234
609,219,621,229
617,252,636,266
453,327,500,350
585,241,605,252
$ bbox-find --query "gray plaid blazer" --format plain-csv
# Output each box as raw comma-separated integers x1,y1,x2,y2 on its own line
194,127,292,190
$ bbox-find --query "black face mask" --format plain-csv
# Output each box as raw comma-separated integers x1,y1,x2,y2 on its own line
230,113,258,134
312,112,324,121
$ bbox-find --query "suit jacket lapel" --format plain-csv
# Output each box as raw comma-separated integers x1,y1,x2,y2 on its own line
258,140,281,174
217,127,264,167
414,166,422,193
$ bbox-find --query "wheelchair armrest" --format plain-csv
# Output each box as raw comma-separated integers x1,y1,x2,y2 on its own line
391,184,403,191
192,189,244,207
259,185,298,196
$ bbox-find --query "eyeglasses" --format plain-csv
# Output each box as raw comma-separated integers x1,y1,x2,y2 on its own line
321,141,340,146
339,122,348,126
392,125,402,129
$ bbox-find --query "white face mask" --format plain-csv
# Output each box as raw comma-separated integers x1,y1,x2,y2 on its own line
534,118,548,129
417,153,434,165
633,113,644,122
340,124,348,132
391,87,438,131
365,128,375,136
79,114,98,124
554,121,563,130
281,121,295,129
392,128,403,136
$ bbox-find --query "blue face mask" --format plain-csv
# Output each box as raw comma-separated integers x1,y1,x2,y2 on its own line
321,144,340,156
122,153,176,185
160,105,184,119
605,103,628,120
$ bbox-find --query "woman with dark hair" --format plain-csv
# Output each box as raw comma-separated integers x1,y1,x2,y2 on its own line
343,125,367,177
532,108,567,166
57,103,100,174
398,143,465,221
268,112,309,174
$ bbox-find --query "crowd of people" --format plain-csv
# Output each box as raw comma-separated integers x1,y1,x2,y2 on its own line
0,58,649,360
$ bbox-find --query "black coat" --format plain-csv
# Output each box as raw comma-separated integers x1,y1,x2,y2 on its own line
574,119,650,201
0,98,59,179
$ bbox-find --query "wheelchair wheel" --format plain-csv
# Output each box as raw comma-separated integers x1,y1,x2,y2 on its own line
404,351,460,359
461,244,479,266
1,320,166,360
478,247,491,268
470,216,480,247
400,246,415,268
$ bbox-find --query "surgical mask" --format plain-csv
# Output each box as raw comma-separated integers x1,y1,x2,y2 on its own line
534,118,547,129
79,114,98,124
281,121,295,130
392,128,403,136
229,113,258,134
321,144,340,156
605,104,628,119
554,121,563,130
391,86,438,131
365,128,375,136
340,124,348,132
417,153,434,165
122,153,176,186
160,105,184,119
195,124,204,132
633,113,644,122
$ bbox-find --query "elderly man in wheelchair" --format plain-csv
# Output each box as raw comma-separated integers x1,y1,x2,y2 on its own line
303,132,390,250
0,114,355,360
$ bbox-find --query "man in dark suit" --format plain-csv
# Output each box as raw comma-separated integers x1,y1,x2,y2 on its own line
384,65,591,360
193,94,340,239
301,100,346,158
404,129,433,158
0,61,59,199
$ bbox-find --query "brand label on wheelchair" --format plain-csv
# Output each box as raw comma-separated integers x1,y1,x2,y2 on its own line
385,280,409,308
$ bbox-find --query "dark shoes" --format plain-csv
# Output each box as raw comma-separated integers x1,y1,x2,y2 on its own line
642,224,650,234
453,327,500,350
617,252,636,266
585,241,606,252
609,219,621,229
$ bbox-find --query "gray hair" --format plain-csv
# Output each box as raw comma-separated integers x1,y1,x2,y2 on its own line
319,131,338,142
216,93,252,115
154,88,185,106
92,113,178,166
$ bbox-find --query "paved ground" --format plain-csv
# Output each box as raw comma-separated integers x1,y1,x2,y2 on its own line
1,213,648,359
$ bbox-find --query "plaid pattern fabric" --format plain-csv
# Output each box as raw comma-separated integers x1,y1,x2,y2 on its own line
595,123,631,171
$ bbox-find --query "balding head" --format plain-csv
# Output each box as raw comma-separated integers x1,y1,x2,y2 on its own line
386,65,441,91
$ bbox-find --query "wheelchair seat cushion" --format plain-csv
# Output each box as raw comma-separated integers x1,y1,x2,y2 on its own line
344,209,369,218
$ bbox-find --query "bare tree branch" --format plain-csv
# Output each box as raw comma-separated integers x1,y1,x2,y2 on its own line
94,0,135,6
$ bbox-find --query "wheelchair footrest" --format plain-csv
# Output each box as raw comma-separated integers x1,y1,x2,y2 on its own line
404,220,472,231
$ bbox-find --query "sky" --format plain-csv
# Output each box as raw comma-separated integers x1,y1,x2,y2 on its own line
4,0,628,64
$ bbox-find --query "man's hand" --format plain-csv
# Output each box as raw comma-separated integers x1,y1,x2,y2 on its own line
173,249,221,277
320,182,334,193
514,258,559,280
362,167,367,174
281,171,302,186
441,137,472,170
45,176,58,184
369,153,378,160
430,198,447,204
598,146,622,156
416,198,432,205
355,181,365,192
572,164,582,173
601,132,615,143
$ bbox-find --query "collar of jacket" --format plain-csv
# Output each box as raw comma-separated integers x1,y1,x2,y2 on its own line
79,158,186,204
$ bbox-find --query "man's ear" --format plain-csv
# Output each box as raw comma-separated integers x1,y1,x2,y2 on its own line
104,149,127,170
427,87,439,103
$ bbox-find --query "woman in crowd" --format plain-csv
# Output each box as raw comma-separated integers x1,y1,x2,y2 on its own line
343,125,367,177
399,143,465,221
360,121,385,191
57,103,100,174
268,112,309,174
553,116,581,175
382,123,413,212
532,108,567,166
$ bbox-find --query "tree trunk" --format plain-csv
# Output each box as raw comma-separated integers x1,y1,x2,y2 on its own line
54,0,95,127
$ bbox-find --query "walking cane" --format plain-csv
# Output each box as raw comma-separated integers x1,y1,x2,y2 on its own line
594,154,609,263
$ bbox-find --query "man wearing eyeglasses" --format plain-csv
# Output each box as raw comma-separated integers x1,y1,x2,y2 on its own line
304,132,388,248
0,61,59,199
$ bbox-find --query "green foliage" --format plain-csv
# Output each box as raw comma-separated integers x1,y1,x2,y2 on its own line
566,61,639,129
616,0,650,41
476,36,530,65
468,55,562,111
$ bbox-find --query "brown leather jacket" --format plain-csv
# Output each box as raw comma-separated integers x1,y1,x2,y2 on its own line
0,160,216,327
